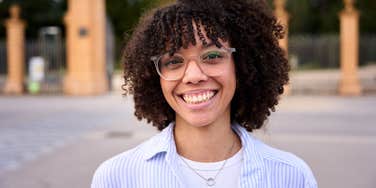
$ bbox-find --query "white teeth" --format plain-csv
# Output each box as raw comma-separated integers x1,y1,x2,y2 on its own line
182,91,216,104
198,95,203,101
193,96,198,102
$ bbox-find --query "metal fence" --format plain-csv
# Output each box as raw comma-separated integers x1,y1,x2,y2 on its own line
0,38,65,94
359,35,376,66
26,38,65,94
289,34,376,69
0,41,6,75
0,34,375,93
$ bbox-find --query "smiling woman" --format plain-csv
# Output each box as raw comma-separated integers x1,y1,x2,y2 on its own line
91,0,317,188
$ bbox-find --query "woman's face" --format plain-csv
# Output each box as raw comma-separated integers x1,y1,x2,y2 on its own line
160,28,236,127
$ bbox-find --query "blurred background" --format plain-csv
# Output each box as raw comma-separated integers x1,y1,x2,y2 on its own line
0,0,375,94
0,0,375,188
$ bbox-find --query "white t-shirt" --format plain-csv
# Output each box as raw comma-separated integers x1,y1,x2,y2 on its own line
178,148,243,188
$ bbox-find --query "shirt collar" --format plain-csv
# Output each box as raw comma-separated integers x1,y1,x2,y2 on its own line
143,121,265,171
142,122,266,187
232,123,265,185
142,122,175,161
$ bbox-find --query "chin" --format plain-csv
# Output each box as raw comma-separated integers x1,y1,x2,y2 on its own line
179,114,216,128
188,120,211,127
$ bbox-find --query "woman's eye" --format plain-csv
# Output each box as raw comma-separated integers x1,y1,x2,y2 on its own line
202,51,224,64
163,58,184,69
203,51,222,60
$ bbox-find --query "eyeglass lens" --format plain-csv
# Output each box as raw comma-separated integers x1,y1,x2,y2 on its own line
157,49,232,80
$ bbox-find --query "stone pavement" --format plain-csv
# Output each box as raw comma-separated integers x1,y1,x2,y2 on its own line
0,93,157,188
0,93,376,188
288,64,376,94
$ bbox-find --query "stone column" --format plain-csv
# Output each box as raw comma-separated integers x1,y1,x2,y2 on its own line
274,0,290,95
3,5,26,95
63,0,108,95
338,0,362,96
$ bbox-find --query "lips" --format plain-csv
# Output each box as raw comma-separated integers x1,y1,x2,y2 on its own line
180,90,217,104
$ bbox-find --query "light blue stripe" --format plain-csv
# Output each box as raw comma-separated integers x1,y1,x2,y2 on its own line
91,123,317,188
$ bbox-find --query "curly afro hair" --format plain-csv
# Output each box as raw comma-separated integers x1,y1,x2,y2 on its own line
122,0,290,132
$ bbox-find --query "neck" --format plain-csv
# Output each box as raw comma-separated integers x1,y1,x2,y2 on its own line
174,114,241,162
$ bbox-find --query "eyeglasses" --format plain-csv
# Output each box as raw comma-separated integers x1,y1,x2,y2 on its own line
151,47,236,81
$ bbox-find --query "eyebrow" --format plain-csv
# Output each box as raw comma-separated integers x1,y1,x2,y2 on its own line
200,42,223,50
165,42,219,56
201,42,219,50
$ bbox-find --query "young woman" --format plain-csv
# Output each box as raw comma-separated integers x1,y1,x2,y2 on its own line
92,0,317,187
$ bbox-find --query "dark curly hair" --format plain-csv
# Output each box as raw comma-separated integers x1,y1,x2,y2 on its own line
122,0,290,132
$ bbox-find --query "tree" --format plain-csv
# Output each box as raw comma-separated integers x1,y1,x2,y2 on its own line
269,0,376,34
0,0,66,38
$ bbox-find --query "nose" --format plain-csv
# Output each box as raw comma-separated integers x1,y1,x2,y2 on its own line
181,59,208,84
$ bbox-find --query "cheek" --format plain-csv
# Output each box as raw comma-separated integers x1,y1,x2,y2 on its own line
160,79,175,104
160,80,168,99
227,62,237,90
226,66,237,103
218,66,237,102
229,75,237,97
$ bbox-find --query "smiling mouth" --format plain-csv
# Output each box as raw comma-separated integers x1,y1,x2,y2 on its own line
180,90,218,104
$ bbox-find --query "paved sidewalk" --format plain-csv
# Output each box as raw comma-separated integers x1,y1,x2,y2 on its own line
0,94,376,188
289,64,376,94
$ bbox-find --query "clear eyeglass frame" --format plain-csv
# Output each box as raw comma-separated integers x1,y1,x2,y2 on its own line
151,47,236,81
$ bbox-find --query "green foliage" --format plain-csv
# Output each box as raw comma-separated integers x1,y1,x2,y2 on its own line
267,0,376,34
0,0,374,38
286,0,341,34
106,0,158,41
358,0,376,34
0,0,374,70
106,0,160,68
0,0,66,38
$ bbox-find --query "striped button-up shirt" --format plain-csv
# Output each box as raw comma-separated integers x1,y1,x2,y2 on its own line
91,123,317,188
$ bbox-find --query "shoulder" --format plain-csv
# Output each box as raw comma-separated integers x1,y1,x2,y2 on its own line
91,143,145,188
91,132,165,188
252,137,318,188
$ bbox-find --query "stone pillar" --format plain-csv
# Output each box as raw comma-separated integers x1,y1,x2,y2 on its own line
63,0,108,95
274,0,290,95
338,0,362,96
3,5,25,95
